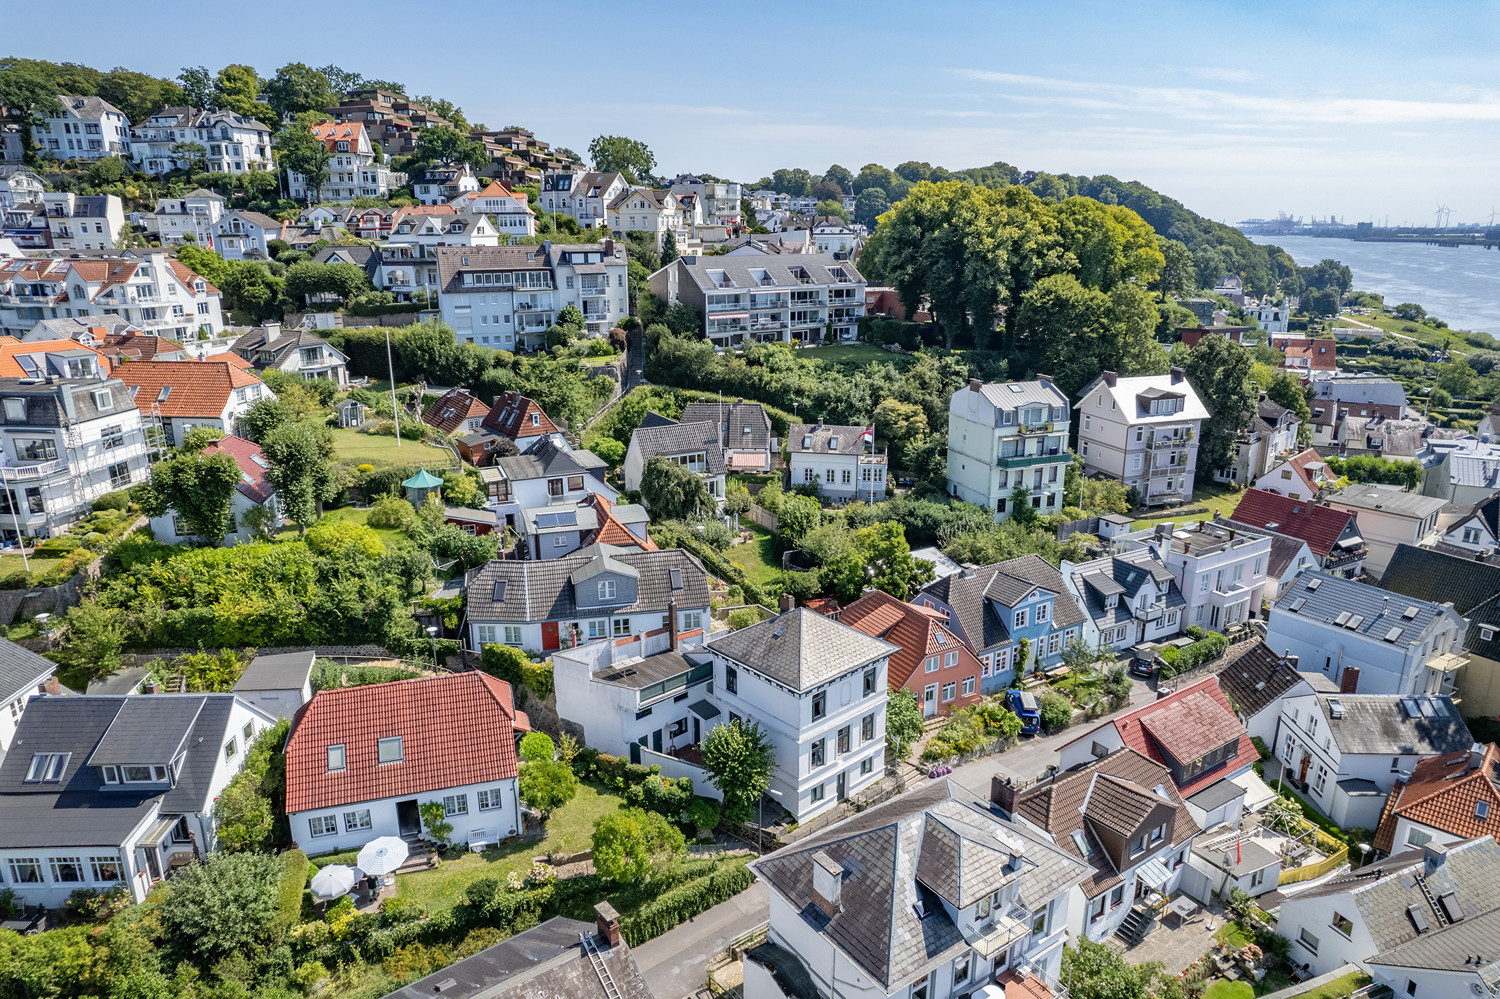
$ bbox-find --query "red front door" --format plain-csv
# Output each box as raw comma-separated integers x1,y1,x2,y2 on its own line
542,622,560,651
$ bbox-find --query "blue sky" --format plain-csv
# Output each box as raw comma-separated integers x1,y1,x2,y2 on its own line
17,0,1500,225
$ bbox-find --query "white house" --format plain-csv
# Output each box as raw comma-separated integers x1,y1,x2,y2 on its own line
284,672,527,853
1325,483,1446,579
623,418,727,509
1276,836,1500,982
413,162,481,205
1155,517,1273,634
678,401,776,475
32,96,129,162
0,167,43,209
230,650,316,722
811,218,862,256
130,107,273,176
139,189,225,246
147,435,281,545
665,176,741,227
1249,300,1290,334
539,169,628,228
450,180,537,241
115,358,273,450
211,211,282,262
1061,547,1186,652
286,122,406,204
787,419,886,503
544,240,629,337
1213,642,1326,745
606,188,686,248
231,324,349,386
1218,397,1301,487
1265,570,1467,696
37,192,126,251
1372,743,1499,858
1271,691,1474,829
1075,369,1208,507
0,692,277,906
1435,493,1500,555
1418,436,1500,507
0,252,225,340
1254,447,1339,502
749,779,1089,999
706,607,895,822
477,439,614,533
435,244,557,351
388,211,500,249
947,377,1072,522
648,254,866,349
0,640,56,762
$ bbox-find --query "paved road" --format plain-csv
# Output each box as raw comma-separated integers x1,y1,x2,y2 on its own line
634,880,768,999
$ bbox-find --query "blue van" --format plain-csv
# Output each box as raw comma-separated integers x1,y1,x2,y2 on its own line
1007,689,1041,736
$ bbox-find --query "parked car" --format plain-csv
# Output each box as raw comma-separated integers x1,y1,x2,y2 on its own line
1006,688,1040,736
1128,643,1161,677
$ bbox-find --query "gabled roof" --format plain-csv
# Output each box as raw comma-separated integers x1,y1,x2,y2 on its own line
0,637,54,703
284,672,527,814
1303,692,1472,757
1271,447,1335,495
1218,518,1314,580
680,400,773,451
629,421,727,474
116,359,265,418
1373,745,1500,853
1067,549,1183,629
1230,488,1358,558
1215,642,1311,720
1271,569,1453,645
708,607,897,693
466,547,708,623
1277,337,1338,370
0,338,109,377
491,438,604,483
1368,906,1500,988
1380,544,1500,663
789,422,871,456
838,589,978,691
422,388,490,434
578,493,657,553
483,390,558,440
200,434,275,504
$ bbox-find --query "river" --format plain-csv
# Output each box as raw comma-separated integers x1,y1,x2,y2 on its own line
1243,233,1500,335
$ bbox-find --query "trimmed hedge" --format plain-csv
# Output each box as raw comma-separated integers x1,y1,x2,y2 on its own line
274,849,310,941
620,860,755,946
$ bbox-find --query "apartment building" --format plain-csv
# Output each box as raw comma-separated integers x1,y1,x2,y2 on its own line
1217,396,1301,486
32,96,129,161
1156,518,1273,633
139,189,224,246
666,175,742,226
285,122,406,203
450,180,536,240
35,193,126,250
436,245,557,351
1075,369,1208,507
130,106,273,175
649,254,866,349
539,169,628,228
606,188,686,248
545,240,629,336
1325,483,1446,578
787,419,886,503
323,89,453,158
210,210,282,261
413,162,481,205
946,377,1071,521
0,252,224,340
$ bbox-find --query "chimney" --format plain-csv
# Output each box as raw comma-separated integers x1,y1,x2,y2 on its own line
1037,373,1054,384
263,321,282,340
1102,371,1117,388
668,599,679,648
969,377,982,393
816,417,824,428
1339,666,1360,694
1170,366,1186,385
594,901,622,946
1154,523,1171,541
1424,842,1449,874
604,237,615,257
811,851,843,916
990,774,1017,816
779,592,796,614
42,676,61,696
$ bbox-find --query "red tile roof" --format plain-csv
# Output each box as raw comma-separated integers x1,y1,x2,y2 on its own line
1275,337,1337,371
483,391,557,440
284,671,528,814
116,359,265,418
580,493,657,552
201,434,274,504
0,338,109,376
1230,488,1357,558
1271,447,1334,496
1373,743,1500,853
309,120,368,153
838,589,983,708
99,331,184,362
422,388,489,433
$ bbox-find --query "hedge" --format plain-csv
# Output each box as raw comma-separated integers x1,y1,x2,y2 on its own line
620,860,755,946
1159,631,1228,677
273,849,310,941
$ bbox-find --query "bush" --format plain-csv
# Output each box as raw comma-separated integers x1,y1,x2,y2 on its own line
728,608,760,630
367,495,416,530
91,490,132,512
380,896,426,926
273,849,310,942
519,732,556,763
1039,691,1074,733
687,797,721,832
621,861,755,946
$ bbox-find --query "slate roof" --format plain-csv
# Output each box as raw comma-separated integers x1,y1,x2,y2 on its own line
284,672,526,814
673,253,863,293
233,651,315,694
1271,569,1452,648
789,422,872,456
1012,747,1200,898
434,245,553,295
680,400,773,451
466,547,708,623
1216,642,1309,720
382,916,655,999
0,636,54,703
913,565,1018,653
630,421,727,473
1231,489,1359,558
708,607,897,692
638,410,676,430
422,388,490,433
970,379,1071,414
1309,692,1472,756
1067,549,1183,630
1367,904,1500,986
1373,744,1500,853
483,391,559,440
1379,543,1500,663
751,778,1088,990
492,438,606,483
838,589,980,691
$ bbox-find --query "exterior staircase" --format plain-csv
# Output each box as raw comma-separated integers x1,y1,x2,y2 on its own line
1114,904,1155,947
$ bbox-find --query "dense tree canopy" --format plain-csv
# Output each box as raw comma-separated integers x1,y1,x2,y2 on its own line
1182,334,1257,481
588,134,657,184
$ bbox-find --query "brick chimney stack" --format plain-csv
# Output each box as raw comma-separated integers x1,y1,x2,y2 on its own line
1339,666,1360,693
667,599,678,649
811,851,843,916
991,774,1017,816
594,901,622,946
779,592,796,614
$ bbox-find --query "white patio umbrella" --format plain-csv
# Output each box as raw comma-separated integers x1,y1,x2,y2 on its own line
309,864,357,900
357,836,409,879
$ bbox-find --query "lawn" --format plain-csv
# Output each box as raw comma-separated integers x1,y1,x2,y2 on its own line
1204,981,1254,999
317,506,409,549
0,552,66,581
1214,922,1255,948
1282,971,1371,999
394,780,624,913
725,522,781,588
799,344,912,368
1335,311,1478,354
1131,483,1246,530
328,427,459,469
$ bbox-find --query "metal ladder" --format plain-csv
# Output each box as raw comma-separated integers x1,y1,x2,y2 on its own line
580,932,622,999
1412,873,1449,926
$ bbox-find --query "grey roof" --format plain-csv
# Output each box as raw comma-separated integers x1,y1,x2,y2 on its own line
493,438,607,483
233,651,315,693
972,379,1071,414
751,779,1088,990
435,245,553,295
85,666,148,697
638,410,676,430
629,421,727,474
790,423,872,456
1216,642,1310,720
594,649,702,691
1336,777,1382,794
1194,831,1279,877
382,917,655,999
88,696,206,766
0,636,54,702
1368,903,1500,986
1271,570,1452,645
1068,550,1184,629
466,547,709,623
1329,482,1448,518
1380,544,1500,663
708,607,897,692
521,502,599,535
1312,693,1472,756
680,401,773,451
671,253,863,293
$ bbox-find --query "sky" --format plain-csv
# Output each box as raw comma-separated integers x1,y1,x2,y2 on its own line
12,0,1500,226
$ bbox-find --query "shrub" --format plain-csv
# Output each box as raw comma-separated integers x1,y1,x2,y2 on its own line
367,495,416,530
380,895,426,926
479,643,530,686
91,490,132,512
273,849,310,942
728,608,760,630
1039,691,1074,733
687,797,721,832
519,732,556,763
621,861,755,945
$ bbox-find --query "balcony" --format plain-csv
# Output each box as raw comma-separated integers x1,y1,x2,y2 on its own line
996,451,1072,470
1000,962,1069,999
707,298,746,312
1014,422,1058,436
1324,547,1366,571
0,458,68,480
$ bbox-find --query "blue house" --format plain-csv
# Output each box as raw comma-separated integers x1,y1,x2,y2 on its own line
911,554,1087,693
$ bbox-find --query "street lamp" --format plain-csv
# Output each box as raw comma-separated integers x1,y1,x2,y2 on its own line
758,787,784,850
1357,843,1372,869
426,625,439,669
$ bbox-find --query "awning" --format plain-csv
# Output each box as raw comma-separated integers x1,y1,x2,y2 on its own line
688,699,720,720
1337,535,1365,548
728,453,769,470
1137,856,1173,890
141,814,179,846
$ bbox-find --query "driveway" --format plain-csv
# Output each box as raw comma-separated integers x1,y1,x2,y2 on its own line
633,879,768,999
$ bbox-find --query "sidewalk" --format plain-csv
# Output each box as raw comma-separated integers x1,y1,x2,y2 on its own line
633,879,768,999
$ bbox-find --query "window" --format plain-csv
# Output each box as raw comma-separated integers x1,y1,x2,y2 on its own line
344,809,372,832
681,611,704,632
941,682,956,702
1130,832,1148,856
861,757,873,775
944,651,958,668
812,691,826,719
837,726,851,754
1032,910,1047,936
810,783,824,802
811,740,825,767
862,713,875,740
442,794,469,816
598,580,617,600
725,666,737,694
953,952,971,986
1406,828,1432,848
7,858,42,883
1110,884,1125,908
223,738,237,761
863,668,876,695
612,618,631,637
925,656,939,673
14,438,57,462
25,752,68,782
3,398,25,420
50,856,84,883
1297,927,1319,954
504,625,523,644
108,462,131,488
309,815,338,837
378,736,403,763
243,722,253,743
1478,801,1491,820
962,676,976,696
1014,609,1029,629
477,787,506,811
477,624,497,645
90,856,122,883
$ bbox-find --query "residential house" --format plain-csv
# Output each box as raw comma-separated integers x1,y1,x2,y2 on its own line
1254,446,1339,501
810,217,861,255
479,390,563,454
519,493,656,560
284,672,527,852
413,162,481,205
649,254,866,349
678,400,776,474
1250,301,1290,334
465,546,708,654
477,439,614,533
210,210,281,262
1418,436,1500,506
707,607,894,820
1060,548,1186,653
1275,337,1337,380
910,556,1088,685
450,180,536,242
606,188,686,248
1231,489,1367,578
540,169,629,228
787,419,886,503
285,122,406,203
1310,400,1403,448
0,372,148,539
147,434,280,545
0,640,57,761
1275,835,1500,981
422,388,490,438
947,377,1072,522
434,244,556,351
1154,517,1273,633
1434,492,1500,555
1266,570,1467,697
1217,397,1301,486
230,323,349,386
0,692,277,906
35,192,126,250
1213,641,1327,744
115,358,273,449
1075,369,1207,507
838,588,985,717
665,175,742,227
1180,824,1283,906
229,651,315,722
0,252,224,339
138,189,224,246
623,419,727,509
0,167,43,208
1056,675,1258,831
31,96,129,161
544,239,629,337
995,747,1201,944
1373,743,1499,857
1272,690,1473,828
751,779,1089,999
1313,373,1409,413
130,107,272,175
1214,519,1320,598
1325,482,1446,578
1213,274,1245,304
388,210,500,249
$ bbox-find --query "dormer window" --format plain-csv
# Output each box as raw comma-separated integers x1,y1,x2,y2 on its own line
828,437,840,450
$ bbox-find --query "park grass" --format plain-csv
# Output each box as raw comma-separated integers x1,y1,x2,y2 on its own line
1335,311,1479,355
1283,971,1371,999
327,427,459,469
1131,482,1246,530
725,522,781,588
394,781,624,914
1204,981,1254,999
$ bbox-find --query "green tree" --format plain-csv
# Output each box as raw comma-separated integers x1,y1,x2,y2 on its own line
1039,691,1073,732
411,125,487,168
519,759,578,818
169,139,208,172
179,425,226,454
419,800,453,847
700,719,775,823
212,63,271,122
519,731,556,763
1010,486,1037,526
85,155,128,186
815,199,850,221
859,521,932,599
1153,236,1197,297
135,448,243,544
261,422,337,531
213,770,273,851
1062,937,1158,999
823,164,854,191
770,167,814,196
588,135,656,184
854,186,891,229
161,851,281,961
177,65,214,107
0,67,63,162
239,396,297,444
640,455,713,520
1266,371,1313,445
1183,334,1256,481
661,229,678,265
874,398,928,455
777,493,821,546
414,95,470,132
55,600,126,680
276,113,334,203
886,689,923,760
262,62,337,120
592,807,686,883
1053,196,1164,291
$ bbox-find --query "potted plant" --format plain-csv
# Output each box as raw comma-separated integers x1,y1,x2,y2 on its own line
419,801,453,856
